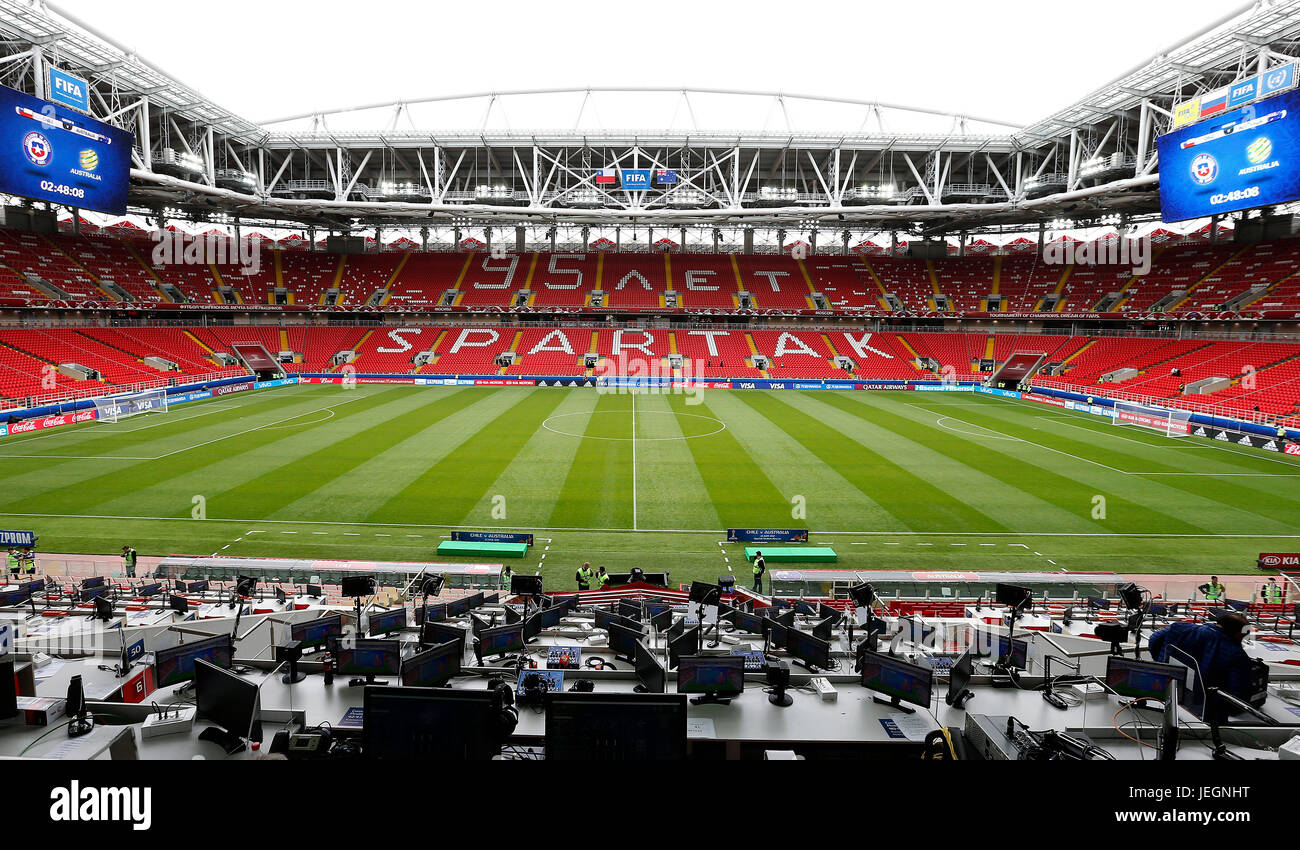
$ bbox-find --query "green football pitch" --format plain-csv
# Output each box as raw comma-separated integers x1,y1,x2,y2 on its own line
3,382,1298,586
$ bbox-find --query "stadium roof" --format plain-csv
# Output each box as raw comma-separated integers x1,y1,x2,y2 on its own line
2,0,1300,234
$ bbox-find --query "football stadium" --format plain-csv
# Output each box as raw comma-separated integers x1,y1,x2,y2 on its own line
2,0,1300,782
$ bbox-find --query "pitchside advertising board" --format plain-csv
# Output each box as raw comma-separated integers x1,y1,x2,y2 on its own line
0,529,36,547
1258,553,1300,570
1157,87,1300,222
726,529,809,543
451,531,535,546
0,84,132,216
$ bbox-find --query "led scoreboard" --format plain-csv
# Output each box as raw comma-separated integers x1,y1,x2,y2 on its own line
0,84,133,216
1157,88,1300,223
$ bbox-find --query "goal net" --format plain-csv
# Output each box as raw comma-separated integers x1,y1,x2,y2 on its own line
1111,401,1192,437
92,388,169,423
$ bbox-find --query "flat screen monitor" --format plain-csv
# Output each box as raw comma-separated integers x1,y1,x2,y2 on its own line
677,655,745,697
478,623,524,659
899,616,935,645
187,580,209,594
522,610,543,643
194,659,260,743
502,605,522,625
81,585,108,602
633,640,666,694
136,582,161,598
544,693,687,760
859,650,934,709
362,687,501,760
421,621,466,652
154,633,233,687
466,592,485,610
81,576,105,590
168,594,188,614
340,575,375,598
607,622,641,662
331,638,402,678
401,641,462,687
510,574,543,596
368,607,407,637
667,625,700,670
793,599,818,616
274,586,287,605
445,596,472,618
817,603,842,624
1105,656,1186,702
1086,595,1111,610
946,650,975,707
618,600,644,621
785,628,832,670
995,635,1029,670
811,615,838,642
730,609,765,635
538,604,566,629
595,609,641,635
481,593,500,605
995,583,1033,609
688,581,720,604
305,584,322,597
1224,598,1250,612
291,613,342,649
416,603,447,624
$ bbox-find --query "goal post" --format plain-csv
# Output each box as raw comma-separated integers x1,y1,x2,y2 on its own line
1111,401,1192,437
92,388,169,423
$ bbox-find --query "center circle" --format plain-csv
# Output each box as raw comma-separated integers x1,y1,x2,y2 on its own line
542,410,727,441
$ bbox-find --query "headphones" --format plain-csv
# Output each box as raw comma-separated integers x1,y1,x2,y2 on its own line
517,672,552,707
486,677,519,740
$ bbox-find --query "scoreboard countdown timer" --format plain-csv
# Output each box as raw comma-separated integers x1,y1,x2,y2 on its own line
1157,88,1300,222
0,83,133,215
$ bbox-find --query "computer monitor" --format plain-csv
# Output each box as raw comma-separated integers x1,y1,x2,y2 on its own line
80,585,108,602
792,599,818,616
688,581,721,605
667,625,700,670
1224,598,1250,612
510,574,543,596
677,655,745,703
466,592,485,610
607,622,641,662
187,580,209,594
899,616,935,646
811,615,838,642
817,602,842,624
81,576,105,590
996,583,1033,609
785,628,832,671
1086,595,1110,610
858,650,933,713
363,687,502,760
154,633,234,688
477,623,524,660
340,575,375,598
544,693,687,760
305,584,322,598
168,593,189,614
633,640,666,694
368,607,407,638
665,616,684,644
1105,656,1186,704
173,579,186,593
445,596,472,618
416,603,447,624
136,582,161,598
481,593,500,605
274,585,287,605
522,610,543,643
1160,676,1180,761
194,659,261,753
618,600,644,621
331,638,402,685
400,641,462,687
421,621,466,653
469,612,492,637
291,613,343,649
730,609,765,636
594,609,641,635
946,650,976,707
502,605,522,625
537,604,566,629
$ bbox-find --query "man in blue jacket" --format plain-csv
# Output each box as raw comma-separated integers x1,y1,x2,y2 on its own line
1147,613,1254,719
